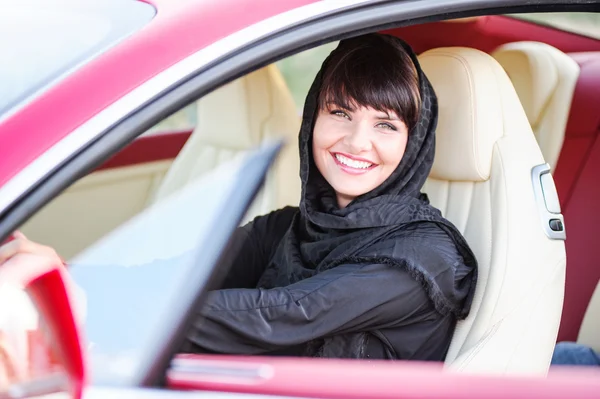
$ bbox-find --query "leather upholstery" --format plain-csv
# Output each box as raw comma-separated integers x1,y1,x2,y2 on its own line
555,52,600,343
492,42,579,169
419,47,566,374
152,65,301,223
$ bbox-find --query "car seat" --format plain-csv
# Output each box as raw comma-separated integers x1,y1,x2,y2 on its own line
418,47,567,374
492,42,580,169
152,65,301,224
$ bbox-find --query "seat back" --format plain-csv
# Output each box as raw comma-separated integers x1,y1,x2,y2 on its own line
492,42,580,169
418,47,566,374
152,65,301,223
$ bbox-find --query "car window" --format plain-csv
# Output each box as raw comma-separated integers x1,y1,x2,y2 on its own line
19,100,198,259
0,0,155,117
67,142,281,386
17,54,307,261
508,12,600,40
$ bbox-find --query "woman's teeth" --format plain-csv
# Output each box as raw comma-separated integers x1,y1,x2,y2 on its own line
335,154,373,169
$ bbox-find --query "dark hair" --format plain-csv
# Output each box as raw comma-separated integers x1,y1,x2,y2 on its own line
317,34,421,130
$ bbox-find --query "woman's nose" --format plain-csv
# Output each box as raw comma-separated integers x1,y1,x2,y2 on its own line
343,123,372,153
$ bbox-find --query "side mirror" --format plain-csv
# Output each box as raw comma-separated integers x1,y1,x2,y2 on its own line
0,254,85,399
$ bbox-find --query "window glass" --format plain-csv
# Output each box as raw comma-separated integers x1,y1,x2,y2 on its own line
68,146,274,385
7,40,328,383
0,0,155,117
508,12,600,40
19,101,199,260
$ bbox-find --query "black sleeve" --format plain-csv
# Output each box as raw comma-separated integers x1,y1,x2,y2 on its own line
218,207,297,289
184,262,433,354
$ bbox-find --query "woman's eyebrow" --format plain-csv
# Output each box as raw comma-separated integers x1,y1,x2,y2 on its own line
376,112,401,121
326,101,356,112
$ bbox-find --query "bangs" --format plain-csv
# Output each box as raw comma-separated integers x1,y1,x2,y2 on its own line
317,36,421,129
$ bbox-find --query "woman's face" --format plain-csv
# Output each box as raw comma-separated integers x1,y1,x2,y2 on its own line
312,104,409,208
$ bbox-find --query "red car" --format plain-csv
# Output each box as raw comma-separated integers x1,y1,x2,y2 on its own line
0,0,599,398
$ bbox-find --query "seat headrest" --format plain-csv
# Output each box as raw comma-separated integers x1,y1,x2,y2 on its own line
194,69,270,150
491,42,562,127
419,47,532,182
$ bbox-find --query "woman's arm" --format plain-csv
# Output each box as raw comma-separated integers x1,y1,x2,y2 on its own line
0,231,63,266
183,262,433,354
218,207,297,289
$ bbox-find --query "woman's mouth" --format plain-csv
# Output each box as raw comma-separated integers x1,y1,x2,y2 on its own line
331,152,377,174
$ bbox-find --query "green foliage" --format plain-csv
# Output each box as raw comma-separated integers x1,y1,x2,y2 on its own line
276,42,338,112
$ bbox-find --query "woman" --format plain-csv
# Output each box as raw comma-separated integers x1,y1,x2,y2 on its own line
0,34,477,361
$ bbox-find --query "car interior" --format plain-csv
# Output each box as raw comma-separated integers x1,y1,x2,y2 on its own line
491,40,580,170
18,12,600,374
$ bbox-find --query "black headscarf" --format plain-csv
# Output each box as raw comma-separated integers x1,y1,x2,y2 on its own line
258,34,477,326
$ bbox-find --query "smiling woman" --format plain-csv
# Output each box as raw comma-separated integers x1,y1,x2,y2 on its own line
179,33,477,360
312,35,419,208
1,33,478,365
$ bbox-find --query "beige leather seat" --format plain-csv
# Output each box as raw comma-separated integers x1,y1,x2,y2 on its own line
152,65,301,223
419,47,567,375
492,42,580,169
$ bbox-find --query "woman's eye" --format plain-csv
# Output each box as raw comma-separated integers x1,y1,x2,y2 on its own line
377,122,397,131
331,110,350,119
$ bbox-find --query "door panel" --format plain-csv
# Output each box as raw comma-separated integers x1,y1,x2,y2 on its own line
167,354,600,399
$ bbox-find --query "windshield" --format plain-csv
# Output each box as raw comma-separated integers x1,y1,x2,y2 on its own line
68,143,281,386
0,0,155,117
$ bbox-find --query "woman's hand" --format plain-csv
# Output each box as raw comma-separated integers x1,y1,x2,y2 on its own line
0,233,70,386
0,232,86,327
0,232,63,267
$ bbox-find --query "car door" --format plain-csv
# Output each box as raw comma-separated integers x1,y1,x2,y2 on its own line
0,140,283,398
69,140,283,387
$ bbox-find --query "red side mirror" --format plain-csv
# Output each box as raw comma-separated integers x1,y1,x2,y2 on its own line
0,254,86,399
